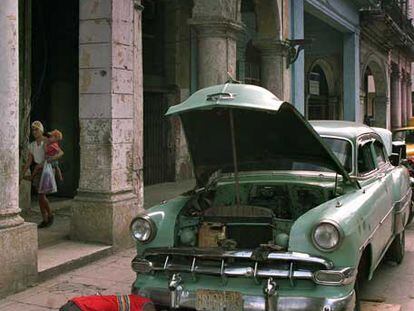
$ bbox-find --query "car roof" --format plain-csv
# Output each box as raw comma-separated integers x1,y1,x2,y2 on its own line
310,120,376,140
393,126,414,132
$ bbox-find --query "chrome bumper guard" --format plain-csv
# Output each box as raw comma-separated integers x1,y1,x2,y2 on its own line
132,248,356,286
132,285,356,311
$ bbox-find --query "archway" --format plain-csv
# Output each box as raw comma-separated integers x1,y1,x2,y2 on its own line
361,56,388,127
237,0,285,96
254,0,281,39
306,59,338,120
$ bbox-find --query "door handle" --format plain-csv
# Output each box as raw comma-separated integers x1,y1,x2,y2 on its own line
377,173,385,179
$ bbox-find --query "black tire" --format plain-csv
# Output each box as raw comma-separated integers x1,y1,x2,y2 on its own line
387,231,405,264
353,280,361,311
354,250,369,311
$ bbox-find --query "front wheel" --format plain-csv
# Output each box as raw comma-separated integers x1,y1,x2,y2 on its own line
353,251,369,311
386,231,405,264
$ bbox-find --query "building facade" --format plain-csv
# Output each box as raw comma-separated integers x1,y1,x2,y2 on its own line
1,0,414,297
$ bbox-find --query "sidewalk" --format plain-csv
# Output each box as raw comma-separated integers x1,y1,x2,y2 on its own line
0,179,196,310
0,248,136,310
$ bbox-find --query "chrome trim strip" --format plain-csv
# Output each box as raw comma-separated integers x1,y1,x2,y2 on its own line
359,207,394,252
313,267,357,286
359,187,412,252
266,252,333,268
144,248,333,269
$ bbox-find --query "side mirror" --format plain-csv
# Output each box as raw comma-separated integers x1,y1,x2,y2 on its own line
389,153,401,166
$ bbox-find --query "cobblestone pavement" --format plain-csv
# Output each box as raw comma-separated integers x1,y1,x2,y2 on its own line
1,221,414,310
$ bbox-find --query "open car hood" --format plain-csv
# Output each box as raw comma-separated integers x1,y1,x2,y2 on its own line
166,83,354,187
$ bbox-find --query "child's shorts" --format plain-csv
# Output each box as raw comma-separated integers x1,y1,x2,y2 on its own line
50,160,60,169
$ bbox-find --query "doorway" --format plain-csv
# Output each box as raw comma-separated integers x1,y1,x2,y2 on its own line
143,93,174,185
307,65,330,119
30,0,79,197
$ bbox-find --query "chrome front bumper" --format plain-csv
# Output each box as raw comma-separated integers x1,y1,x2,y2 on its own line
132,285,355,311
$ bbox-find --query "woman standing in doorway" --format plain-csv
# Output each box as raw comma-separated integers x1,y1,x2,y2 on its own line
21,121,61,228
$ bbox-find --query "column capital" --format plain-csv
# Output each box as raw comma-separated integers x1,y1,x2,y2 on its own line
188,18,244,40
391,63,401,79
253,38,290,57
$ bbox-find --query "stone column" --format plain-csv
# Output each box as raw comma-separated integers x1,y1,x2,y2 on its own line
132,0,144,203
374,95,388,128
401,73,407,126
407,77,412,120
390,64,402,129
0,0,37,297
253,39,290,100
189,0,243,88
73,0,139,249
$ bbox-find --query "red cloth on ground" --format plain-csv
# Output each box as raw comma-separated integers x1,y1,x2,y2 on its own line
46,142,60,156
71,294,153,311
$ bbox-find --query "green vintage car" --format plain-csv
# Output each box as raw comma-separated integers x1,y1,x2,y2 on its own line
130,83,411,311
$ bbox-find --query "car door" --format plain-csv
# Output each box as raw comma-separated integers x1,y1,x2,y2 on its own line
357,136,392,266
371,139,394,260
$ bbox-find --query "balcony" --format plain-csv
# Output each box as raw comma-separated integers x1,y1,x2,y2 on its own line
360,0,414,54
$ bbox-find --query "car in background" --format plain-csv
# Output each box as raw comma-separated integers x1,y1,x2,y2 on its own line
392,117,414,158
130,83,412,311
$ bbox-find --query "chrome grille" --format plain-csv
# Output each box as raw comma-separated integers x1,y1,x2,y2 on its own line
132,247,333,285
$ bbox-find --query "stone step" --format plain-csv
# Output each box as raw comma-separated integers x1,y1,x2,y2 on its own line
38,240,113,281
361,301,402,311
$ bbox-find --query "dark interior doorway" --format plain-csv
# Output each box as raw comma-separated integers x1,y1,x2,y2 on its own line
31,0,79,197
307,65,330,120
143,93,174,185
142,0,175,185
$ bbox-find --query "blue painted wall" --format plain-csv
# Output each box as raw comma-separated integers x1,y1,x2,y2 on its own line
291,0,361,121
291,0,305,114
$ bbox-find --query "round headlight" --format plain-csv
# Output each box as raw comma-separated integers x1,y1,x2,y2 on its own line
312,222,341,251
130,216,156,243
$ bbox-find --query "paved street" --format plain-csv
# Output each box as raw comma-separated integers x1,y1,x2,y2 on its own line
0,248,136,310
0,222,413,310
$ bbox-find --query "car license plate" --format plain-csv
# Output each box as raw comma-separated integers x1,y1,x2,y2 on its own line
195,289,243,311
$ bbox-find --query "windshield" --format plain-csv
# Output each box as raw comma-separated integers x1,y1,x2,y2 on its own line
220,137,353,175
291,138,352,173
322,137,353,172
393,130,414,144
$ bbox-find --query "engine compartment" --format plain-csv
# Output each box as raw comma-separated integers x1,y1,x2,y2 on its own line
176,182,336,250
